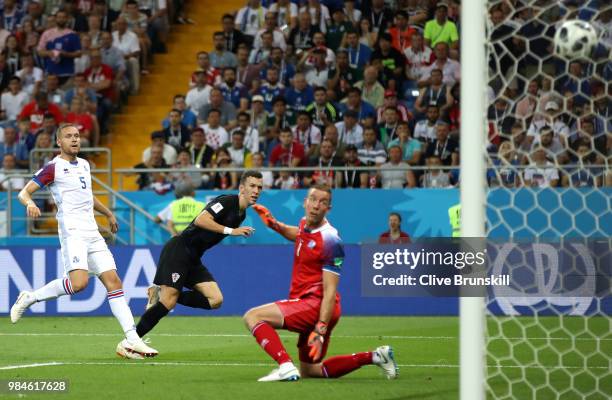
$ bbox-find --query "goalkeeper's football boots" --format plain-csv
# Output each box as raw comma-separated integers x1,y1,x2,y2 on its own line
257,362,301,382
374,345,399,379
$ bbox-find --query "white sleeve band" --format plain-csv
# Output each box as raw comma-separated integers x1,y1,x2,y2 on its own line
223,227,233,235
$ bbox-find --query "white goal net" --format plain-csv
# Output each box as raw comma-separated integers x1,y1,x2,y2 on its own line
483,1,611,399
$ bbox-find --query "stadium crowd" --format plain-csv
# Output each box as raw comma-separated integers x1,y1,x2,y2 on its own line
0,0,610,193
0,0,183,191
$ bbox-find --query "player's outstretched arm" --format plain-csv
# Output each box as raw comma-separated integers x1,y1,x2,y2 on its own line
252,204,298,242
18,181,42,218
194,210,255,237
93,196,119,233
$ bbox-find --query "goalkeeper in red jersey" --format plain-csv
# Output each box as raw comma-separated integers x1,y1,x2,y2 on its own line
244,184,398,382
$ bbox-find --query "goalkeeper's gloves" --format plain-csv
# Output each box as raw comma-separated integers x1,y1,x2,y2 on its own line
252,204,281,232
307,321,328,362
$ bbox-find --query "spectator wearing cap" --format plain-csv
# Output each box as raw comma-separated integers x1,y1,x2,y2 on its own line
293,110,321,157
15,52,43,96
1,76,29,122
372,32,407,86
377,89,412,124
163,108,191,150
419,42,460,88
258,66,285,112
299,0,331,34
404,31,434,82
249,95,268,135
235,45,261,91
200,108,230,150
355,66,385,109
186,127,214,168
377,145,416,188
261,47,296,88
389,11,416,53
303,138,343,188
425,120,459,166
253,12,287,51
415,68,453,116
305,86,339,130
364,0,393,34
378,213,411,244
267,97,296,131
335,109,363,147
235,0,267,40
285,72,314,112
288,11,318,52
37,10,82,82
328,49,362,99
342,30,372,70
219,67,249,111
526,101,569,147
112,17,141,94
424,2,458,49
414,104,440,143
388,121,422,166
232,111,259,153
18,90,63,132
162,94,197,130
142,130,178,166
186,70,212,115
210,31,238,69
339,87,376,123
326,8,352,51
221,13,247,53
338,144,364,188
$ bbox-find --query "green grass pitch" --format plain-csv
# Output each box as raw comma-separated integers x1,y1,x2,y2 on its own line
0,316,609,399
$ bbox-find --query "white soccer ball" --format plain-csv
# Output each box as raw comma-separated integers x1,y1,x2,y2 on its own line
553,20,598,59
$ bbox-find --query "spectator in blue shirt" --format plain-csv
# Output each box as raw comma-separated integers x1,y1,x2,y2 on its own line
218,67,248,110
37,10,81,82
162,95,197,130
0,126,28,168
258,66,285,112
284,72,314,112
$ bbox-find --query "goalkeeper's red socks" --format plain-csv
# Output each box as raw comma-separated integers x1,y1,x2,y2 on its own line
321,352,373,378
251,321,292,365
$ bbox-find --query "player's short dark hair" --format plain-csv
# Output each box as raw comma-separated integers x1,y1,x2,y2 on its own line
240,170,263,185
237,111,250,120
56,122,79,139
389,212,402,223
314,86,326,94
207,108,221,117
309,184,332,203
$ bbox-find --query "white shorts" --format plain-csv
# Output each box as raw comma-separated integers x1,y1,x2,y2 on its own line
60,234,117,276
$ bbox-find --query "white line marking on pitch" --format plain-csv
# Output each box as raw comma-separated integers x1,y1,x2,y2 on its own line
0,332,608,341
0,361,608,371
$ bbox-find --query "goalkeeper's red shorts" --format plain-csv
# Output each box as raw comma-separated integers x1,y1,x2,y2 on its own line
275,294,341,363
